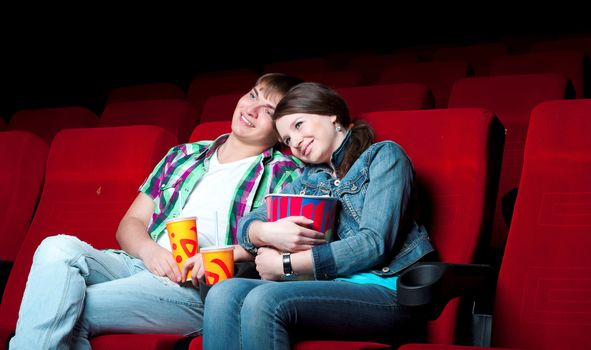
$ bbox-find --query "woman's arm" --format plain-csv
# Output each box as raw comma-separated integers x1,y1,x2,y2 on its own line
313,143,414,279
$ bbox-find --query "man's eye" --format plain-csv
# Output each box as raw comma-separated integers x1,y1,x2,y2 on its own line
249,92,256,99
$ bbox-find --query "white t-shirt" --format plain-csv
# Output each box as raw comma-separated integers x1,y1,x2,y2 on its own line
157,150,258,251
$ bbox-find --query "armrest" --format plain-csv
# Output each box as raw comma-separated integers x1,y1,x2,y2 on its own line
397,262,497,320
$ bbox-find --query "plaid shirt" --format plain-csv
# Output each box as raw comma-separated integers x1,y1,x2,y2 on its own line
140,134,302,245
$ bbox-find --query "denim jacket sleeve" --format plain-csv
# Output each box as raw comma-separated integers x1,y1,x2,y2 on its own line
237,173,305,255
312,143,415,280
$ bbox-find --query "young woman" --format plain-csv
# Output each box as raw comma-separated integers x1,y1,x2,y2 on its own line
203,83,435,349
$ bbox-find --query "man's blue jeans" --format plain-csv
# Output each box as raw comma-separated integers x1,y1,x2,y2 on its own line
203,278,423,350
9,235,203,350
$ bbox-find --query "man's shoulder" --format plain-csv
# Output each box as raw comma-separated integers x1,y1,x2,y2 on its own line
266,148,304,169
168,140,214,156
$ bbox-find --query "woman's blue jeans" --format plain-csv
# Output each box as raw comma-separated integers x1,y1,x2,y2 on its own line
9,235,203,350
203,278,424,350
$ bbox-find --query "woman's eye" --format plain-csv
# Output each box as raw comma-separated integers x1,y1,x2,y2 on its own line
295,121,302,129
284,137,291,146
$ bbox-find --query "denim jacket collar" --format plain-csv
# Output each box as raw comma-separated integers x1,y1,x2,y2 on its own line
330,130,352,170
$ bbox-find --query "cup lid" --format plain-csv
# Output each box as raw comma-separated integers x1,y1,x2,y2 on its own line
200,245,235,252
164,216,197,224
264,193,337,201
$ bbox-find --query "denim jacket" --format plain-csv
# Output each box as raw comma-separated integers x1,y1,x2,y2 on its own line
239,131,434,280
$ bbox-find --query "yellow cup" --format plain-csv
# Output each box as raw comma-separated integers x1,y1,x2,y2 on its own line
201,245,235,285
165,217,198,279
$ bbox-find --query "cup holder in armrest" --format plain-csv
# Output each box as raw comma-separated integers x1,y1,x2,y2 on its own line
397,262,497,320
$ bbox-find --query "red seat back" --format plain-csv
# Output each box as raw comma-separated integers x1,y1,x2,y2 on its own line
186,70,259,116
0,126,177,343
337,84,434,119
363,108,504,344
432,43,508,75
8,107,98,144
297,70,363,88
106,83,185,104
100,99,197,142
380,61,471,108
492,99,591,349
449,73,570,250
189,121,232,143
490,51,585,97
0,132,48,261
199,93,242,123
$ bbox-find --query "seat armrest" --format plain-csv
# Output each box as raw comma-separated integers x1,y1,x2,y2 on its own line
397,262,496,319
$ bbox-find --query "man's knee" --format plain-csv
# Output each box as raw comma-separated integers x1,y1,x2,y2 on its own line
34,235,87,264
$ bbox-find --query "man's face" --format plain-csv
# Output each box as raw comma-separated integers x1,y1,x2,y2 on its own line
231,83,280,147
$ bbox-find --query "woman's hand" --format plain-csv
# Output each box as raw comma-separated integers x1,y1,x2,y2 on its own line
182,253,204,287
256,216,326,252
138,243,182,283
255,247,284,280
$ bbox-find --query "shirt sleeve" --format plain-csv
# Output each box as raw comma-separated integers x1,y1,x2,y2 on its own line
238,170,305,254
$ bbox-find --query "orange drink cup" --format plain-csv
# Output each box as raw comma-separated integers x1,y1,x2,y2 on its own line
201,245,235,285
165,217,198,280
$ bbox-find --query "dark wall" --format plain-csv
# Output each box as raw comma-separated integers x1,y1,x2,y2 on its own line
0,9,589,119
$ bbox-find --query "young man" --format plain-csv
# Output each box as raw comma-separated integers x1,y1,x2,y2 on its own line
10,73,303,349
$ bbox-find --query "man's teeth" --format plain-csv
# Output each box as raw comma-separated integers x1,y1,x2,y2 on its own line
241,115,254,127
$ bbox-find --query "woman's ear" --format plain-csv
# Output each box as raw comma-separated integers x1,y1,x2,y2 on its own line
330,115,338,124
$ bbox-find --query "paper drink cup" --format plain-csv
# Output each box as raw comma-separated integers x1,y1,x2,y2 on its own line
201,245,235,285
165,217,198,280
265,194,338,241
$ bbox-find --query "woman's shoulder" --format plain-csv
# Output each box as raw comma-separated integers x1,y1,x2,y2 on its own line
364,140,410,160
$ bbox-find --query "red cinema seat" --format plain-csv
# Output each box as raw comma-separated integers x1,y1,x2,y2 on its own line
100,99,196,142
449,73,570,251
346,53,418,84
297,70,363,88
199,93,242,123
432,43,508,76
0,132,48,262
0,126,177,347
106,82,185,104
336,83,434,118
399,99,591,350
185,108,504,350
530,36,591,56
189,121,232,142
380,61,471,108
186,70,259,117
490,51,585,97
8,107,98,144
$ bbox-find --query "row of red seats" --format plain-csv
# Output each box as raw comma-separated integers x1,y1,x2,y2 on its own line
0,73,575,279
2,99,590,349
0,106,503,349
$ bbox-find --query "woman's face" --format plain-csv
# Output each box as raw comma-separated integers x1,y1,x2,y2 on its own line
275,112,343,164
231,83,280,147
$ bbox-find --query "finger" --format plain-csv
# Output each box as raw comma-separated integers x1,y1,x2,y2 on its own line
181,259,195,283
299,227,326,240
288,216,314,225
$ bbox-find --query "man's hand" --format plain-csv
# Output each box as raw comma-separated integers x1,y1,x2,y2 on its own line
256,216,326,252
182,253,204,287
138,243,181,283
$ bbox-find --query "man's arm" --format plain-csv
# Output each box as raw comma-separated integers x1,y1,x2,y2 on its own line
116,192,181,282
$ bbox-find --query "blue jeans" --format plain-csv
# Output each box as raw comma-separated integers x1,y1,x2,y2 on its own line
202,278,424,350
9,235,203,350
